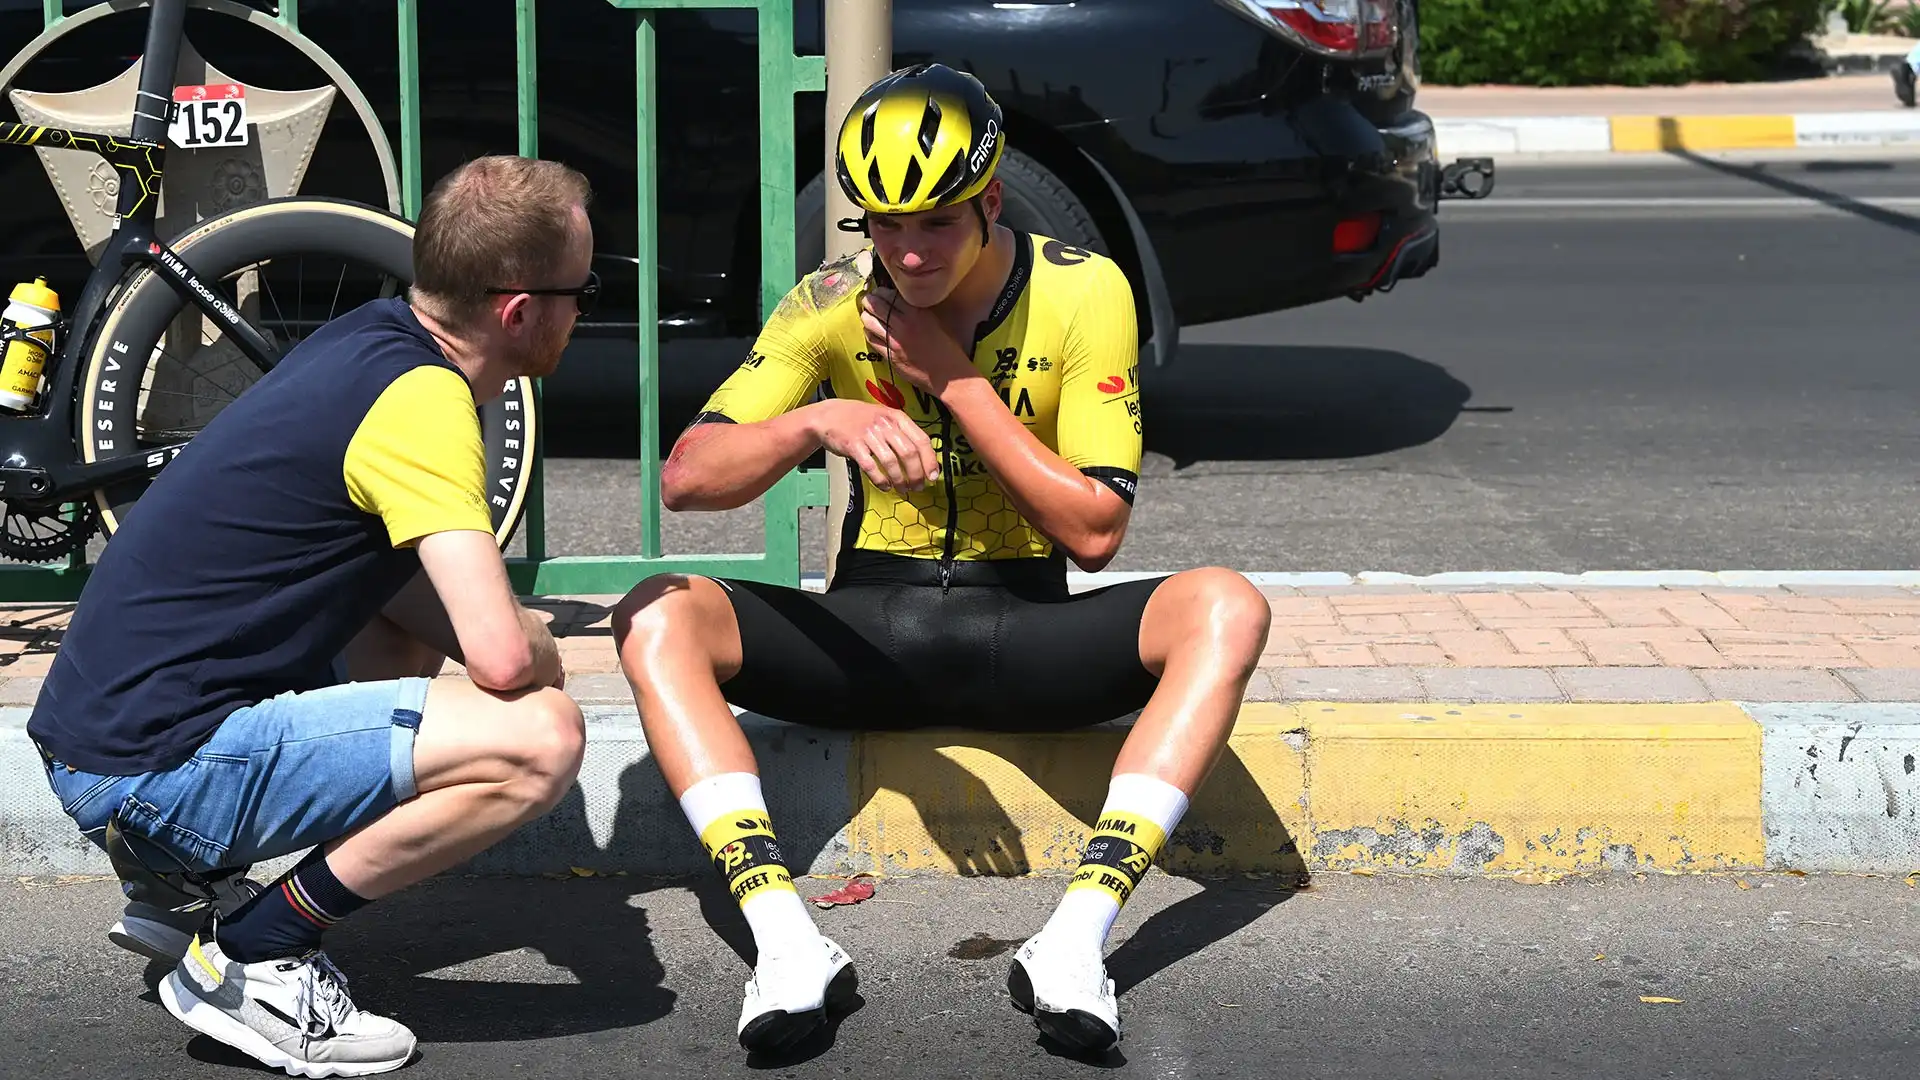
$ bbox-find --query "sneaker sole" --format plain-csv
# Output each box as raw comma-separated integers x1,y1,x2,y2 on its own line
1006,960,1118,1054
109,918,190,964
159,970,414,1078
737,962,859,1056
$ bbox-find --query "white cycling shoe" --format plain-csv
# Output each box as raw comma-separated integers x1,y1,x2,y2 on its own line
736,934,858,1055
1006,929,1121,1053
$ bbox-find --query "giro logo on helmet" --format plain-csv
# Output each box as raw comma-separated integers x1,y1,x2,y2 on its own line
970,119,1000,174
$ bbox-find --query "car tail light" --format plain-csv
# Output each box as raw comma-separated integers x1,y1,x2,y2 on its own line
1332,212,1382,254
1213,0,1398,59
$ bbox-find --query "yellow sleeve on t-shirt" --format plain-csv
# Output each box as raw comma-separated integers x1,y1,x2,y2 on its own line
342,365,492,547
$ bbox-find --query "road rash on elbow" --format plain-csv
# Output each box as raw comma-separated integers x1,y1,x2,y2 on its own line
659,426,720,512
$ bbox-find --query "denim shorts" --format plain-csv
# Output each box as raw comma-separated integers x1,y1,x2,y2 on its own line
39,676,431,876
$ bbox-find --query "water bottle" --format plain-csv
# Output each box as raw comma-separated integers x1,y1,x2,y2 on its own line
0,278,61,413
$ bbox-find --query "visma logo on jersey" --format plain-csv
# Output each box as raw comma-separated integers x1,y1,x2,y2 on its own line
0,277,62,413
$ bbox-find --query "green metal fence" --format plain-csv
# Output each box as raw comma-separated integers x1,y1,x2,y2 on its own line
15,0,829,600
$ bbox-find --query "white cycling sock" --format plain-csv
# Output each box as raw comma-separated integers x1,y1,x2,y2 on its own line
679,772,819,960
1041,773,1191,956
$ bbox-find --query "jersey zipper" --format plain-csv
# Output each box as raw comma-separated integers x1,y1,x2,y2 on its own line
937,400,958,592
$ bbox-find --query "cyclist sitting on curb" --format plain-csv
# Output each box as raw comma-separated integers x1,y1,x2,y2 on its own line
28,154,592,1077
610,63,1272,1057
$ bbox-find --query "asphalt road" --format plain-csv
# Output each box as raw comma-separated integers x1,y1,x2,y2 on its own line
4,870,1917,1079
525,150,1920,575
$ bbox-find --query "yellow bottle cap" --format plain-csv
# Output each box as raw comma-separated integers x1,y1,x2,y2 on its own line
9,277,60,311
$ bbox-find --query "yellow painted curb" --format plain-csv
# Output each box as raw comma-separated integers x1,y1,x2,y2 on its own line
1296,702,1765,875
844,704,1307,876
837,702,1765,878
1609,114,1796,153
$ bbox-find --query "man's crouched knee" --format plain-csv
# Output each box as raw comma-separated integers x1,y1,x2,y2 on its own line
508,687,585,814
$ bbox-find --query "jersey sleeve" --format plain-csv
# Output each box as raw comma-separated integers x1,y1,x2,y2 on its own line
1055,257,1143,504
689,282,830,427
342,365,492,547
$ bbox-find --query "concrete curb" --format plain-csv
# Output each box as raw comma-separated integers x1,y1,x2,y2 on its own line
1435,110,1920,156
808,570,1920,592
7,701,1917,880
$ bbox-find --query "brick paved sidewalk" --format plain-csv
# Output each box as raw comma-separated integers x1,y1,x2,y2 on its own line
5,585,1918,707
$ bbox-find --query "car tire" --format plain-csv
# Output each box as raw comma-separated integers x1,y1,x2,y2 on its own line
793,147,1109,279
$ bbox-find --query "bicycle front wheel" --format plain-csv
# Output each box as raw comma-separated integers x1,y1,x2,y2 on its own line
76,197,538,549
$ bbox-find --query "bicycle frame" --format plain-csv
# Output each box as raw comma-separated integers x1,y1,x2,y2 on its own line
0,0,280,506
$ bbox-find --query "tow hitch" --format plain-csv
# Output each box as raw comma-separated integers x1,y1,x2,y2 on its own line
1439,157,1495,200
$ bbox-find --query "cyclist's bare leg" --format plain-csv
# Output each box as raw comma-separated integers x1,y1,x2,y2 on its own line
611,574,845,1048
1014,566,1270,1049
609,574,753,793
1120,566,1272,790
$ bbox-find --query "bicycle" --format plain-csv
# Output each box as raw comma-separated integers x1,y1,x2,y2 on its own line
0,0,537,564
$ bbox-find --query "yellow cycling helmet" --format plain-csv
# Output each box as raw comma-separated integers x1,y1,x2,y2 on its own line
835,63,1004,220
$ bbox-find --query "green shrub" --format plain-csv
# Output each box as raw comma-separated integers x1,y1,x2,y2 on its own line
1417,0,1831,86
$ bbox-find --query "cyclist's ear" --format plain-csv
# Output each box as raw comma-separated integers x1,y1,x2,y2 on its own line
980,178,1003,221
975,180,1003,246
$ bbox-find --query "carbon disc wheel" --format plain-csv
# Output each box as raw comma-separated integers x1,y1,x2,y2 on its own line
76,197,537,548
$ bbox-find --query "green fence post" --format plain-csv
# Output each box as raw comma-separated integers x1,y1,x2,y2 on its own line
278,0,298,32
397,0,422,220
515,0,548,568
633,11,662,560
41,0,60,29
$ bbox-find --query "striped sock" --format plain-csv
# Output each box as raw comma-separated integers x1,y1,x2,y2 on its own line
680,772,819,961
1042,773,1191,955
214,846,370,963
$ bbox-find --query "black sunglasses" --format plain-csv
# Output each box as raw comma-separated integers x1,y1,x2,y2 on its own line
486,269,599,318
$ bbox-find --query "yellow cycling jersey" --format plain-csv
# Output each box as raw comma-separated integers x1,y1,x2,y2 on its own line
690,230,1143,565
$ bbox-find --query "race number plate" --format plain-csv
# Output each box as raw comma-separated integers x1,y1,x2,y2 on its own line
168,83,249,149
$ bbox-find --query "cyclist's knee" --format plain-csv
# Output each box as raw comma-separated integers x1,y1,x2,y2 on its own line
1169,567,1271,664
612,573,726,665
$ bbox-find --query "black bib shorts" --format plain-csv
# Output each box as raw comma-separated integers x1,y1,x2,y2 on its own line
710,551,1166,732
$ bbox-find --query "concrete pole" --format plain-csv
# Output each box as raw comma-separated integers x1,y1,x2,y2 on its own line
821,0,891,589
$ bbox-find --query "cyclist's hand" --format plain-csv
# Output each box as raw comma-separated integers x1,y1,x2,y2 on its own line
859,287,974,397
808,398,941,492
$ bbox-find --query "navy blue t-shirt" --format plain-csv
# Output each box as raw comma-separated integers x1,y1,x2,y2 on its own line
29,298,494,775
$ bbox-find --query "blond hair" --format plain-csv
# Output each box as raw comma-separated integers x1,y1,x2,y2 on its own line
410,155,593,324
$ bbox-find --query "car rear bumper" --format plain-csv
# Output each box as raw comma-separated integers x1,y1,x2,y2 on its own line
1101,104,1487,323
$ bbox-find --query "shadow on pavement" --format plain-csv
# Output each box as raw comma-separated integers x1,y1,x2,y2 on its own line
1659,125,1920,238
834,727,1306,1003
1138,343,1474,467
301,873,676,1045
536,338,1475,467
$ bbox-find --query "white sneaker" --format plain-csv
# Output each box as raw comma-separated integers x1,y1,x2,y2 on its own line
736,934,858,1055
110,872,263,963
1007,930,1121,1053
160,929,417,1077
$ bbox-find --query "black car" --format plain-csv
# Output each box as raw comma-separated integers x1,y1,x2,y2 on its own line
1,0,1485,387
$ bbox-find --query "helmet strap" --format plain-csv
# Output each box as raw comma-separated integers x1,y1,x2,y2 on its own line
971,197,989,248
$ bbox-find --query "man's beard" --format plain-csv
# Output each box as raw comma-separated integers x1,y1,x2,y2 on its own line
515,316,568,378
